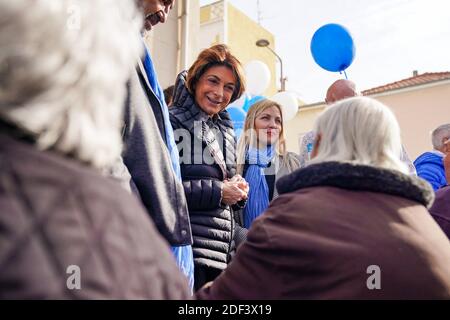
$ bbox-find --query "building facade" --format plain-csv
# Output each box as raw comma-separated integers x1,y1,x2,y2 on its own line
284,72,450,159
199,0,278,96
144,0,201,89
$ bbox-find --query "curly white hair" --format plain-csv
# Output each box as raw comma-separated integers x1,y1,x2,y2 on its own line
310,96,408,174
0,0,143,168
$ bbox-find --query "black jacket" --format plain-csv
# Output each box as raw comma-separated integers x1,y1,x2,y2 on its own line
170,71,244,270
117,58,192,246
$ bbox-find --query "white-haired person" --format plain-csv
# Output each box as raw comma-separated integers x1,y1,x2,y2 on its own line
235,99,300,231
0,0,190,299
298,79,416,175
197,97,450,299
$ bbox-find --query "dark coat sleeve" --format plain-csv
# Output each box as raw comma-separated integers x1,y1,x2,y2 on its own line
195,214,280,300
182,179,223,211
121,70,192,246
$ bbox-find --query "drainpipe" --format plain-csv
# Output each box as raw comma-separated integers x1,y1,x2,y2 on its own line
179,0,189,70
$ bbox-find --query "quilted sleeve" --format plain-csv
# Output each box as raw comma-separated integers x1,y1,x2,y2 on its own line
182,179,224,211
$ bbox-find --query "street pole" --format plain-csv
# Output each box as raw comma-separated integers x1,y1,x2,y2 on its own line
265,45,286,91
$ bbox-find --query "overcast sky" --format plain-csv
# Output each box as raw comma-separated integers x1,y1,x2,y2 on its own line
200,0,450,103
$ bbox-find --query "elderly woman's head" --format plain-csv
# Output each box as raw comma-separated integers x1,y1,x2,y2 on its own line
186,44,245,116
0,0,142,168
310,96,407,173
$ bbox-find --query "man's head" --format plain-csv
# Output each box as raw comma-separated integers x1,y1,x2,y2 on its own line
432,124,450,153
325,79,358,104
137,0,175,31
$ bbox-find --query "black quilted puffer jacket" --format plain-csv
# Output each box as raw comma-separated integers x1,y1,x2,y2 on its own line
170,71,245,271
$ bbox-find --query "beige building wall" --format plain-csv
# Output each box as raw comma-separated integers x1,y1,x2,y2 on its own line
284,80,450,160
199,1,277,97
371,81,450,160
198,1,225,49
226,4,277,97
145,0,200,89
284,104,325,153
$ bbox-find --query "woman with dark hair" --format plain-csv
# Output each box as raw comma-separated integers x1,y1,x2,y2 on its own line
170,44,249,289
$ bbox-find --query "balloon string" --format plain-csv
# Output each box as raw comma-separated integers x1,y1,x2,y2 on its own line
343,70,348,79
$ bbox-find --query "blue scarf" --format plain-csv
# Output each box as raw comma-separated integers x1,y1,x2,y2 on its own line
243,146,275,229
142,44,181,180
142,43,194,292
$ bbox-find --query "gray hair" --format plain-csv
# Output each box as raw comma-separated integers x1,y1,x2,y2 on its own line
432,124,450,150
309,96,408,174
0,0,142,169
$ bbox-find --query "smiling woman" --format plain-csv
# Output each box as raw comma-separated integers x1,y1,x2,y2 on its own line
169,44,249,290
235,99,300,229
194,66,236,115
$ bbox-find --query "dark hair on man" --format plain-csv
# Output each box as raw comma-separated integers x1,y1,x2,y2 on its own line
163,85,175,106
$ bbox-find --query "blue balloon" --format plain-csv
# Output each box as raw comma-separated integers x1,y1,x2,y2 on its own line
227,106,247,139
310,23,355,72
242,95,265,113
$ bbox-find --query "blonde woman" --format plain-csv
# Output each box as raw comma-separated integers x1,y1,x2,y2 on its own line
236,99,300,229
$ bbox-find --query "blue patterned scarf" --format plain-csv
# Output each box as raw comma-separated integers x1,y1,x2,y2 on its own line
243,145,275,228
142,43,194,292
141,44,181,179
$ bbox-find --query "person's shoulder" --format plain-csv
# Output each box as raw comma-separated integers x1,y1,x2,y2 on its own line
284,152,301,169
436,185,450,196
417,151,443,160
414,151,444,167
169,104,190,128
285,151,300,160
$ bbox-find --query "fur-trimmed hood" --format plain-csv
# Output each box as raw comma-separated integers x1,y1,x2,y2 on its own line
277,161,435,208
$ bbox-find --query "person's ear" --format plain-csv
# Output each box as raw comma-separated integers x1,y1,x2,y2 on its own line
311,133,321,159
442,137,450,154
443,153,450,183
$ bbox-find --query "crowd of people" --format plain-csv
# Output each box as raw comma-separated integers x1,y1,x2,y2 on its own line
1,0,450,299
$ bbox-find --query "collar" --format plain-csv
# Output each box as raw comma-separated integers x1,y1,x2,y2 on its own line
276,161,434,208
171,71,231,131
431,150,445,157
0,118,36,144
